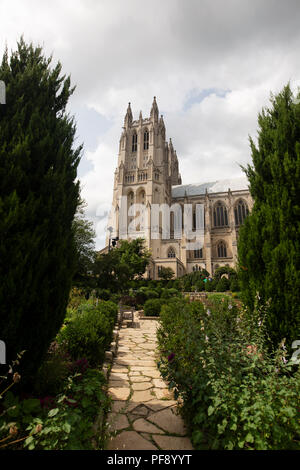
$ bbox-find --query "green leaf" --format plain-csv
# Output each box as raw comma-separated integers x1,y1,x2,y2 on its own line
48,408,59,417
208,406,214,416
245,433,254,443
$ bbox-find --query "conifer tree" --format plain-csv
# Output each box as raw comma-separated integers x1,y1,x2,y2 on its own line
0,38,81,385
238,84,300,350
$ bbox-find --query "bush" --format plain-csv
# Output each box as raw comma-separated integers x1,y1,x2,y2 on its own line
33,342,70,397
230,277,240,292
205,280,216,292
96,289,111,301
157,297,300,450
215,277,230,292
25,369,110,450
143,299,164,317
57,301,117,366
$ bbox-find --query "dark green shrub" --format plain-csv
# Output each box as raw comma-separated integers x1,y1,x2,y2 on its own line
143,299,164,316
96,289,111,301
216,277,230,292
145,289,160,299
57,301,117,366
230,277,240,292
205,280,216,292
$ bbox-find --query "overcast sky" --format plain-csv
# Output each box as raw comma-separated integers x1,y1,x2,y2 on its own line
1,0,300,248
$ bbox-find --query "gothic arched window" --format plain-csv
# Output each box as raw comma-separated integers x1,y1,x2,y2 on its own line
194,248,203,259
167,247,176,258
144,130,149,150
132,132,137,152
217,241,227,258
234,199,249,226
213,202,228,227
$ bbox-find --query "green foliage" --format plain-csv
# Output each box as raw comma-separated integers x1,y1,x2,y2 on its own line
214,266,237,281
0,38,81,386
24,369,110,450
33,342,70,396
238,83,300,349
143,299,164,317
205,279,216,292
215,276,230,292
230,277,240,292
57,300,117,366
93,238,151,292
72,199,96,279
180,268,209,292
157,298,300,450
158,266,175,280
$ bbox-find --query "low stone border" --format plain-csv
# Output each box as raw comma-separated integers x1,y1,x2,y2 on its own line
139,316,160,320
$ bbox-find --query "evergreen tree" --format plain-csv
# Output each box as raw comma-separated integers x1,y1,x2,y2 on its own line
0,39,81,386
238,84,300,350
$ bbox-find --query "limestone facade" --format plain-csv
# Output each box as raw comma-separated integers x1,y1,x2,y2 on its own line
107,98,253,279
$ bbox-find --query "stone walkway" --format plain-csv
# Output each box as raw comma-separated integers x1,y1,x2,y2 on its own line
106,312,193,450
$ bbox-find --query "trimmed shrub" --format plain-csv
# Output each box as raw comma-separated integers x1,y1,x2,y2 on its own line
205,280,216,292
230,277,240,292
143,299,164,317
57,301,117,366
216,277,230,292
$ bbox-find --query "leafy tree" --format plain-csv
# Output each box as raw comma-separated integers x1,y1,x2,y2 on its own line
72,199,96,279
93,238,151,292
238,83,300,350
0,38,81,386
158,266,174,280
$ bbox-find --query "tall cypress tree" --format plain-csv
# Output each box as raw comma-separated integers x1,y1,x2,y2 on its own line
238,84,300,350
0,38,81,386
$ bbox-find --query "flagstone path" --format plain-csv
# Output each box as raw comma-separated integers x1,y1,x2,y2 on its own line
106,312,193,450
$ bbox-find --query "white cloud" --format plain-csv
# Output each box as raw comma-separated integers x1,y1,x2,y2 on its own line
1,0,300,248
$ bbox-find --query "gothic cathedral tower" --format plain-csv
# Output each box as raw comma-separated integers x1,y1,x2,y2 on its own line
107,97,181,256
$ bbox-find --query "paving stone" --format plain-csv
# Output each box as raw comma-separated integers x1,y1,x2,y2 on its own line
109,372,129,380
146,400,177,411
152,378,167,388
153,388,173,400
111,401,128,413
148,408,187,435
152,435,194,450
108,387,131,401
107,431,157,450
132,382,153,391
107,413,130,432
141,370,162,378
130,376,149,383
108,380,130,388
131,390,154,403
133,418,165,434
130,405,149,417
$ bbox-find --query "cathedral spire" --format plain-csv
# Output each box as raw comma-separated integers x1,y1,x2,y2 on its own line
124,102,133,128
150,96,159,123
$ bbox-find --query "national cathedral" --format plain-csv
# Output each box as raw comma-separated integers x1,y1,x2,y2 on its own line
106,97,253,279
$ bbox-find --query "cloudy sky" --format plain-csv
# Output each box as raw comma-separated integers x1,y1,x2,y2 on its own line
1,0,300,248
